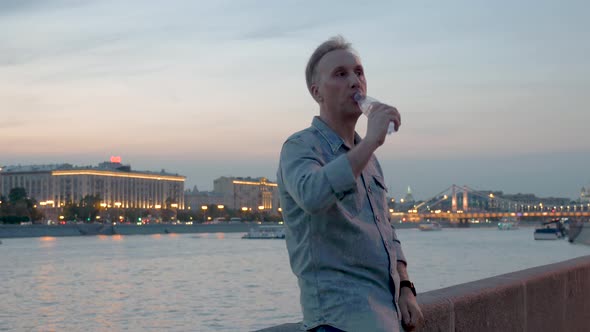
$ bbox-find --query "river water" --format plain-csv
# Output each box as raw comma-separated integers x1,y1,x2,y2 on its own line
1,227,588,331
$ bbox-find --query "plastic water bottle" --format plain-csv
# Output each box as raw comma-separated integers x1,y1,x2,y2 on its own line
354,93,396,134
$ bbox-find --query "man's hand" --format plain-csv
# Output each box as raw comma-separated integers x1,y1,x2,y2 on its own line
399,287,423,331
364,102,401,148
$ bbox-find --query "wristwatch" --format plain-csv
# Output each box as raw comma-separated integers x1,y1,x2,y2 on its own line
400,280,416,296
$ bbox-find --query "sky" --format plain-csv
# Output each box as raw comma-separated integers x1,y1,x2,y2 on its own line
1,0,589,201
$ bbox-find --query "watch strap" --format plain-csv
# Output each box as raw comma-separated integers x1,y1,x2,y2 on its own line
400,280,416,296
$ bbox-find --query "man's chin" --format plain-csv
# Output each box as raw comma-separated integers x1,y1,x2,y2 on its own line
343,110,362,122
347,106,363,117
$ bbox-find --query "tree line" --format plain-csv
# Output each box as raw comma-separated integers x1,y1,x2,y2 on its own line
1,187,282,224
0,188,43,224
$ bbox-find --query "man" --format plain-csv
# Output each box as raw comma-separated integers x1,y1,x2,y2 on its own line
277,36,423,332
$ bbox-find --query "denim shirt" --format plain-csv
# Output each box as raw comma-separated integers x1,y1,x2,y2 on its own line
277,117,407,332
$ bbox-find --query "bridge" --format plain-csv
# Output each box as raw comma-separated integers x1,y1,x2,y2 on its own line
391,184,590,223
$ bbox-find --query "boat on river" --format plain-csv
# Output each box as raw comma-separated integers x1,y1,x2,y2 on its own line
419,222,442,231
498,217,519,230
242,225,285,239
534,219,566,240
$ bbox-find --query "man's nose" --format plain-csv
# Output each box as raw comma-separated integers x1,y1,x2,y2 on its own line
348,72,361,88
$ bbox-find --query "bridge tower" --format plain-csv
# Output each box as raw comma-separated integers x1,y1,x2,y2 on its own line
463,186,469,212
451,185,458,213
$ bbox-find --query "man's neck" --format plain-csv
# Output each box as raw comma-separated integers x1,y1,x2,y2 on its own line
319,111,358,148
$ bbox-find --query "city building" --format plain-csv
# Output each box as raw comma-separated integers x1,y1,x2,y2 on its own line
404,186,415,203
184,186,225,210
582,187,589,203
213,176,279,214
0,158,185,213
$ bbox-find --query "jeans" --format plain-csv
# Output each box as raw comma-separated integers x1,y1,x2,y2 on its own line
309,322,406,332
309,326,345,332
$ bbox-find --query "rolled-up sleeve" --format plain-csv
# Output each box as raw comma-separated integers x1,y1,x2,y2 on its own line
391,226,407,265
280,137,356,215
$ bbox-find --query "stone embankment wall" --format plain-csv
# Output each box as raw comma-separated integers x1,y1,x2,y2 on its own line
257,255,590,332
0,223,254,238
0,221,547,239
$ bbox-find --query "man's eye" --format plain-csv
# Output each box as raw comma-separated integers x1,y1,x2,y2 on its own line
336,71,346,77
355,70,363,76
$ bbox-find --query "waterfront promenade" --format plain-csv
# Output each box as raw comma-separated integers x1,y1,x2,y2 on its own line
257,255,590,332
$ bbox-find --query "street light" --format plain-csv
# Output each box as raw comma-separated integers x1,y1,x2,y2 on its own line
240,207,249,221
258,206,265,223
201,205,208,223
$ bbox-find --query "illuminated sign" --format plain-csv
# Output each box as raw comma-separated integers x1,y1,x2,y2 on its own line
110,156,122,163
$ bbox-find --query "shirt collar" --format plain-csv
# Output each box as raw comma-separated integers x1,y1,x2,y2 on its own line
312,116,362,153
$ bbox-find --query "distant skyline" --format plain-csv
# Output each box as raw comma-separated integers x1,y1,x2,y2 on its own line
1,1,589,200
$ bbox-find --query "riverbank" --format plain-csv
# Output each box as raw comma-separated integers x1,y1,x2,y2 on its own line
0,220,544,239
0,223,254,238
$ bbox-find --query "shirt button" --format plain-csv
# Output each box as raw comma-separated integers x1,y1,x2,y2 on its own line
376,216,380,222
367,187,372,193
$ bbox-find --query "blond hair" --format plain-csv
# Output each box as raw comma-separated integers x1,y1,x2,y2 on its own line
305,35,355,96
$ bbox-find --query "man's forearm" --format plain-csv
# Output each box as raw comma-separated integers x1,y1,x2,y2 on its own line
397,261,409,281
347,139,378,178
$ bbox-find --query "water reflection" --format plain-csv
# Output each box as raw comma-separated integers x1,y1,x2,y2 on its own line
90,258,125,330
38,236,57,248
111,234,124,241
3,229,589,331
34,263,59,331
39,236,57,248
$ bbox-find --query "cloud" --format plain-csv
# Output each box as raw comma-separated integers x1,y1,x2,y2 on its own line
0,120,26,129
0,0,54,15
0,0,588,200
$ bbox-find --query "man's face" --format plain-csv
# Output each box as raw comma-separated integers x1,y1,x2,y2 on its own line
313,49,367,116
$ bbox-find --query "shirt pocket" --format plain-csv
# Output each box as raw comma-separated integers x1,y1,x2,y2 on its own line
371,175,389,215
336,183,363,218
373,175,388,193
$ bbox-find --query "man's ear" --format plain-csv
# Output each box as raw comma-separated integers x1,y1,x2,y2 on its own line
311,84,322,103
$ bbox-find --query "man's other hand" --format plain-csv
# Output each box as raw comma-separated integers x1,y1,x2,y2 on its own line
399,288,423,331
